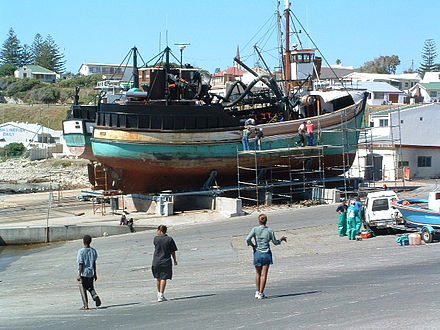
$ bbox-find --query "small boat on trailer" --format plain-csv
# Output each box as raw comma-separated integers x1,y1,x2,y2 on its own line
392,191,440,243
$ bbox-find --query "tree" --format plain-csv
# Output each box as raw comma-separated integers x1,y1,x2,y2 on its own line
31,33,44,65
359,55,400,74
0,63,16,77
335,59,342,65
419,39,438,73
35,35,65,73
0,28,22,67
20,44,33,66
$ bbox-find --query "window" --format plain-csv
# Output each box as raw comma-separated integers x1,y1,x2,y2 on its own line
420,117,423,121
417,156,431,167
23,73,27,78
379,119,388,127
398,161,409,167
374,92,385,99
369,121,374,127
429,91,437,97
372,199,389,211
400,120,403,124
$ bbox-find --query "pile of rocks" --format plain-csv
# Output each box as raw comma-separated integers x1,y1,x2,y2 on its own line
0,157,90,189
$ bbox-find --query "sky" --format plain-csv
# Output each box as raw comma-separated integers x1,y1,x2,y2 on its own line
1,0,439,74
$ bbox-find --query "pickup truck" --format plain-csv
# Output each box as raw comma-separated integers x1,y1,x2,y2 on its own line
363,190,402,232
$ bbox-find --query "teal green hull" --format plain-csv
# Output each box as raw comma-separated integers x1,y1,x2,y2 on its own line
64,134,95,160
64,134,91,147
92,114,362,160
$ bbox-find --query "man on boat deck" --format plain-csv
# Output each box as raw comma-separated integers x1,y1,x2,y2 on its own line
255,128,264,150
306,120,316,146
297,121,307,147
242,126,251,150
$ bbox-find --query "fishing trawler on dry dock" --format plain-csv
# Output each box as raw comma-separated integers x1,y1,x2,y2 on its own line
63,1,368,194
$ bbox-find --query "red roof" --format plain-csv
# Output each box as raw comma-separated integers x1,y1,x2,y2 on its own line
214,67,247,77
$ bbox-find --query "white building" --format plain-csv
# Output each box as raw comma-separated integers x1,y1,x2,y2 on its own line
349,103,440,180
78,63,134,81
421,72,440,83
344,81,404,105
0,122,62,148
14,65,58,83
409,82,440,103
343,72,421,92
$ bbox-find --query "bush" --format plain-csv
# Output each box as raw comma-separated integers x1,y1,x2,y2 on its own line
59,89,75,104
27,86,60,104
0,142,26,157
0,76,18,90
6,78,42,96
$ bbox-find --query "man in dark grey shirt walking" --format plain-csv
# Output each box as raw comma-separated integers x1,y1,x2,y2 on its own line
152,225,178,302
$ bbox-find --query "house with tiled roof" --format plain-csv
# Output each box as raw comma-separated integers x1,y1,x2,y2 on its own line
14,65,57,83
211,67,247,87
409,82,440,103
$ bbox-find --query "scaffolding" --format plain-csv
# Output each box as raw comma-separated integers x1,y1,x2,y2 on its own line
348,105,406,192
236,145,326,206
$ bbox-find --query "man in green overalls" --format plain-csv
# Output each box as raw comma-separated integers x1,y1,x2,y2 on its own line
336,199,348,237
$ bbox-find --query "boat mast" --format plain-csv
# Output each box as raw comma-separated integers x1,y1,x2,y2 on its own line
164,46,171,105
132,46,139,88
284,0,291,92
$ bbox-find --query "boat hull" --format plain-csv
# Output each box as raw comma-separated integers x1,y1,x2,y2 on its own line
63,118,96,161
393,199,440,228
64,134,95,160
91,100,365,193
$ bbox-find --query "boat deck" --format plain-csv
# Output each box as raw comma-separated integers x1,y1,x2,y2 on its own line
237,145,329,156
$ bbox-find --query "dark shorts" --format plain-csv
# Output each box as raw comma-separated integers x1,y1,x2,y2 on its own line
152,265,173,280
253,250,273,266
80,276,94,291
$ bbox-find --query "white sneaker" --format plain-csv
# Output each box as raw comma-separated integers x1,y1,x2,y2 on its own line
257,292,266,300
157,294,167,302
255,291,260,299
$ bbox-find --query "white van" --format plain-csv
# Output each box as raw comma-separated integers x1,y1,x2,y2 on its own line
364,191,402,230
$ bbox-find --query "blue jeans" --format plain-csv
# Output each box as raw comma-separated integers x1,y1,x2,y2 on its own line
307,133,315,146
255,137,262,150
242,136,250,150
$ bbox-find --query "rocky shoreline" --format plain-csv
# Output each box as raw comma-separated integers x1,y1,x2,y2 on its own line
0,157,89,191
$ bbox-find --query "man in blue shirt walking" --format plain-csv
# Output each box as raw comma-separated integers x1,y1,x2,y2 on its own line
77,235,101,309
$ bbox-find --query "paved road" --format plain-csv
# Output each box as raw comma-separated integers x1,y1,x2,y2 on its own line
2,201,440,329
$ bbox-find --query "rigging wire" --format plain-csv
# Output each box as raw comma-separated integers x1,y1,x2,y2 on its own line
289,10,351,96
242,12,277,53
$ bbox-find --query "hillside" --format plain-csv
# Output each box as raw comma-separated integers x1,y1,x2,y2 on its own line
0,103,69,130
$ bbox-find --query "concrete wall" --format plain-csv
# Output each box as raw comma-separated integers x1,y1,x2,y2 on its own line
0,225,152,245
215,197,243,217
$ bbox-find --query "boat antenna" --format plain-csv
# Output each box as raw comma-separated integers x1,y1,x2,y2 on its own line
174,43,190,67
132,46,139,88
